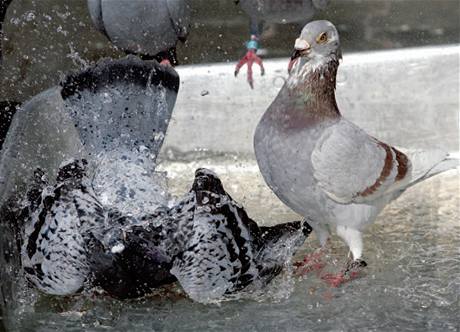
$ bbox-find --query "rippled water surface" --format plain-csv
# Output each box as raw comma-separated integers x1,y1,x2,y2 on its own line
2,157,459,332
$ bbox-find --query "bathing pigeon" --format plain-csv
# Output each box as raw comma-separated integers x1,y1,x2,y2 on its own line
169,168,312,303
235,0,329,88
87,0,191,65
23,163,312,301
90,168,313,302
254,20,458,286
19,55,180,295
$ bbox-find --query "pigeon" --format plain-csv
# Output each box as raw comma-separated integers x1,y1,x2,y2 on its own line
169,168,312,303
89,168,313,302
23,164,312,301
235,0,329,88
18,55,180,295
87,0,191,65
254,20,458,286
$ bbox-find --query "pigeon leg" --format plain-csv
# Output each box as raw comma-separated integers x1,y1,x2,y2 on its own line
234,37,264,89
294,222,330,275
336,225,363,262
321,225,367,286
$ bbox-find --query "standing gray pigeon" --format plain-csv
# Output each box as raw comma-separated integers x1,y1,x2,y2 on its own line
254,20,458,286
235,0,329,88
87,0,191,65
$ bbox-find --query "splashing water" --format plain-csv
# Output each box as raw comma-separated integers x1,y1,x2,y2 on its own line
2,153,457,331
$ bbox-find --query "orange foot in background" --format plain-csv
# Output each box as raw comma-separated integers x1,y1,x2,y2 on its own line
234,50,265,89
160,59,172,66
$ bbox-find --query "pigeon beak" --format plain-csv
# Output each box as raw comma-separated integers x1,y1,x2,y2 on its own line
288,39,311,74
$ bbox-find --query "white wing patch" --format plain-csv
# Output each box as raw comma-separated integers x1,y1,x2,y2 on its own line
312,120,411,204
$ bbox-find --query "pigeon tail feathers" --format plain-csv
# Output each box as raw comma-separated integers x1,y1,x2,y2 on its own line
60,55,179,159
403,149,459,188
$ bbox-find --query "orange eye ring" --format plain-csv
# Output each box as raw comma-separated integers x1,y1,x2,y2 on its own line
317,32,328,44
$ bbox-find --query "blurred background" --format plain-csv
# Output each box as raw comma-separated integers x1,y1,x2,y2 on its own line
0,0,459,103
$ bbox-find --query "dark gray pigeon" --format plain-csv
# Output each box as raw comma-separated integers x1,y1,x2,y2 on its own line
87,0,191,65
254,20,458,286
235,0,329,88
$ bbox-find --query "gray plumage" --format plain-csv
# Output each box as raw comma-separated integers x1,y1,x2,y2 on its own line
87,0,190,58
254,20,458,265
19,56,180,295
170,168,312,303
22,164,312,301
21,160,105,295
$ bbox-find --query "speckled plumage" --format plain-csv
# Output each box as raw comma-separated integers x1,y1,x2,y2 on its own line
21,160,104,295
21,55,179,296
22,165,312,301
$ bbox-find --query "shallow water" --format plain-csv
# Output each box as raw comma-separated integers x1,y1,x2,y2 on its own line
2,156,459,332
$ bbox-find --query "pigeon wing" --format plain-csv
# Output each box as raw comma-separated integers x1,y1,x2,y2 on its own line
311,119,412,204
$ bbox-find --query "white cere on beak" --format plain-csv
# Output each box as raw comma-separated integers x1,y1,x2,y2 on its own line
295,38,310,50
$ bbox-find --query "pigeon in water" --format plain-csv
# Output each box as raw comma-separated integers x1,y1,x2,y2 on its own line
235,0,329,88
87,0,191,65
21,159,105,295
254,20,458,286
23,164,312,301
19,55,179,295
169,168,312,303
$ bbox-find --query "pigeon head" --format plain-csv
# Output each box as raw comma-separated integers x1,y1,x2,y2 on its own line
288,20,341,74
192,168,225,195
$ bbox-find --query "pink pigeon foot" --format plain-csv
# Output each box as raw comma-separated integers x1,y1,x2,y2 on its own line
160,59,172,66
294,250,326,276
234,49,265,89
321,259,367,287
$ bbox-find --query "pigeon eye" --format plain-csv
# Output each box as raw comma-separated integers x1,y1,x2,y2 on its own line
317,32,328,44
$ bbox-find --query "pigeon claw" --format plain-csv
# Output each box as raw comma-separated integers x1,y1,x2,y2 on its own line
234,50,265,89
321,259,367,287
